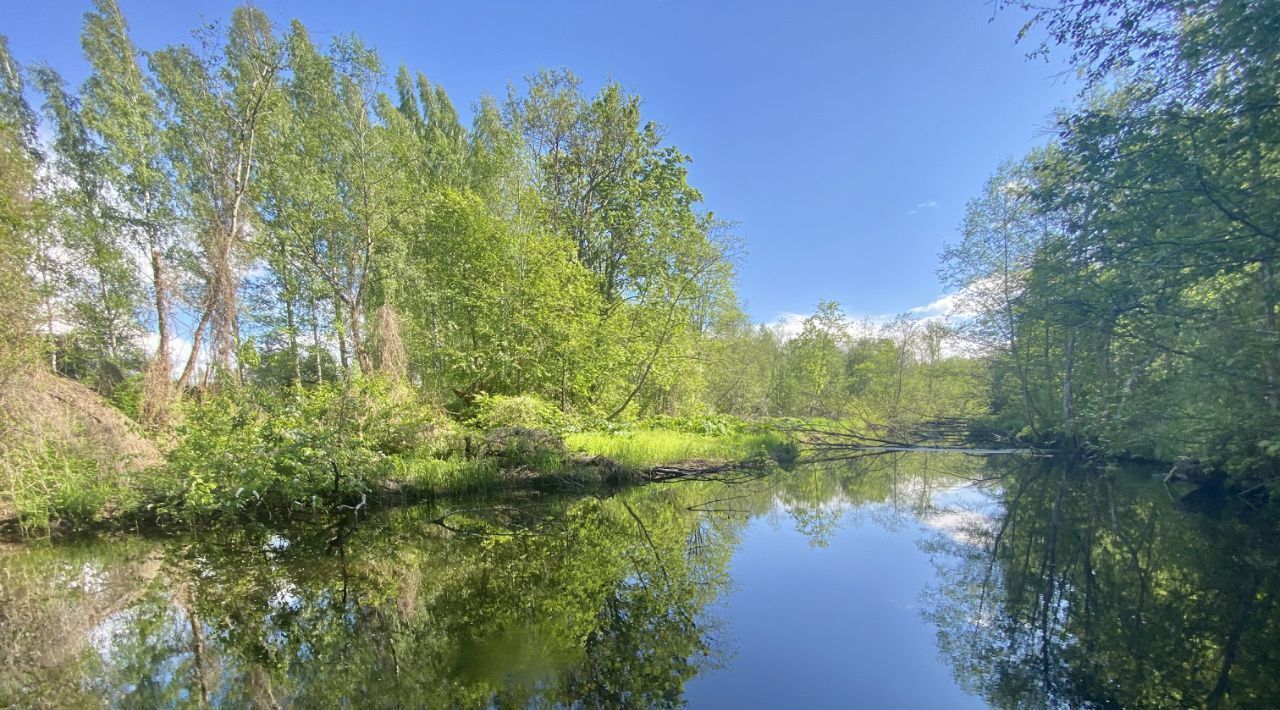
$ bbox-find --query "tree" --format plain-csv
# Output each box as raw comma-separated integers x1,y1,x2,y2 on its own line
151,7,283,386
0,35,41,376
505,70,738,417
950,0,1280,476
81,0,180,423
941,158,1053,436
33,66,145,384
775,301,851,417
258,23,393,377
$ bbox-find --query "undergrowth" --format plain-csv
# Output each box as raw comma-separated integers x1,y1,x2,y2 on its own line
3,382,801,534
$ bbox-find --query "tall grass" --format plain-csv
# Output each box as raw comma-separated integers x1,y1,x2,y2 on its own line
390,455,502,496
564,429,791,469
2,447,144,532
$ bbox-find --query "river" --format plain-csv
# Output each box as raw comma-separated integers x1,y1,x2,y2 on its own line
3,452,1277,707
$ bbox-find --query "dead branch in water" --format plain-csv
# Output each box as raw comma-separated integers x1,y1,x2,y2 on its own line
643,460,773,485
776,415,1055,474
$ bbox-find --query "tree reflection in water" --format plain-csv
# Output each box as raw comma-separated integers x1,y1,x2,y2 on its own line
3,453,1277,708
2,484,747,708
923,458,1280,708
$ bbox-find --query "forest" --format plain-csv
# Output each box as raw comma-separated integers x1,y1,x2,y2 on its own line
0,0,1277,532
943,0,1280,481
0,0,983,529
6,2,1280,707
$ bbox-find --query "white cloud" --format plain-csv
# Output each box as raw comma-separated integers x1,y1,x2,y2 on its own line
907,292,977,319
763,310,904,342
907,199,940,215
140,331,200,375
766,312,810,340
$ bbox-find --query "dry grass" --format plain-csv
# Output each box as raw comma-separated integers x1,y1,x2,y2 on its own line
0,368,163,525
138,350,176,431
0,368,162,470
375,304,408,379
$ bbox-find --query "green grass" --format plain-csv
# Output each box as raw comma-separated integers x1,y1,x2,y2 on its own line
2,448,147,533
564,429,791,469
391,455,502,496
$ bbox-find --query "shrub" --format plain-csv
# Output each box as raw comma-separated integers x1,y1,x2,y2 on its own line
481,427,569,470
107,374,145,423
639,413,748,436
4,448,134,530
469,393,565,431
165,377,451,517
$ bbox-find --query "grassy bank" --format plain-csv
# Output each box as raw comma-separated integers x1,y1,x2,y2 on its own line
565,429,794,469
2,385,799,536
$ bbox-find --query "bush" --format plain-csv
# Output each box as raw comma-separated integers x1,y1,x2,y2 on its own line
639,413,748,436
481,427,568,470
107,374,145,423
4,448,135,530
165,377,451,517
469,393,565,431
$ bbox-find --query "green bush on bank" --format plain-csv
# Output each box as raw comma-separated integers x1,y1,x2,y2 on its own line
5,373,810,532
163,377,452,518
5,448,137,529
468,393,567,432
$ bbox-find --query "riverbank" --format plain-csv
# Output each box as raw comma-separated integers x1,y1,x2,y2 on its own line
1,414,797,539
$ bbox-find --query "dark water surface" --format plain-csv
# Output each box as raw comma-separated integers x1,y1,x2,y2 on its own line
3,454,1278,708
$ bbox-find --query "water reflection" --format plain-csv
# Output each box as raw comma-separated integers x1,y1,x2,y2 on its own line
2,454,1277,707
2,485,745,708
924,458,1280,709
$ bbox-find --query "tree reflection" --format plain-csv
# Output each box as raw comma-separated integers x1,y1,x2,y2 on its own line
2,484,748,707
924,459,1280,708
11,454,1271,707
3,453,971,707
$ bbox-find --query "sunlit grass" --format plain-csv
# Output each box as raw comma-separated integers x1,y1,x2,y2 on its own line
391,456,501,495
3,448,149,533
564,429,788,469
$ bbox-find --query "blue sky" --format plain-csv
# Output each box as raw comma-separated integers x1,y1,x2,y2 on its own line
3,0,1078,324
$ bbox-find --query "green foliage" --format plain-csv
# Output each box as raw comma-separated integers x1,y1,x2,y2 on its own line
640,412,749,437
4,448,137,531
2,2,992,530
945,0,1280,481
0,35,40,375
165,378,449,517
469,392,565,431
106,374,144,422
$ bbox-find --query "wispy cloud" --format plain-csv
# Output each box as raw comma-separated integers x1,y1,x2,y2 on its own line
907,292,973,319
907,199,940,215
762,290,980,355
767,312,810,340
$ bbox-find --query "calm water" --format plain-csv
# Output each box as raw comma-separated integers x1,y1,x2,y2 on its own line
3,453,1278,708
